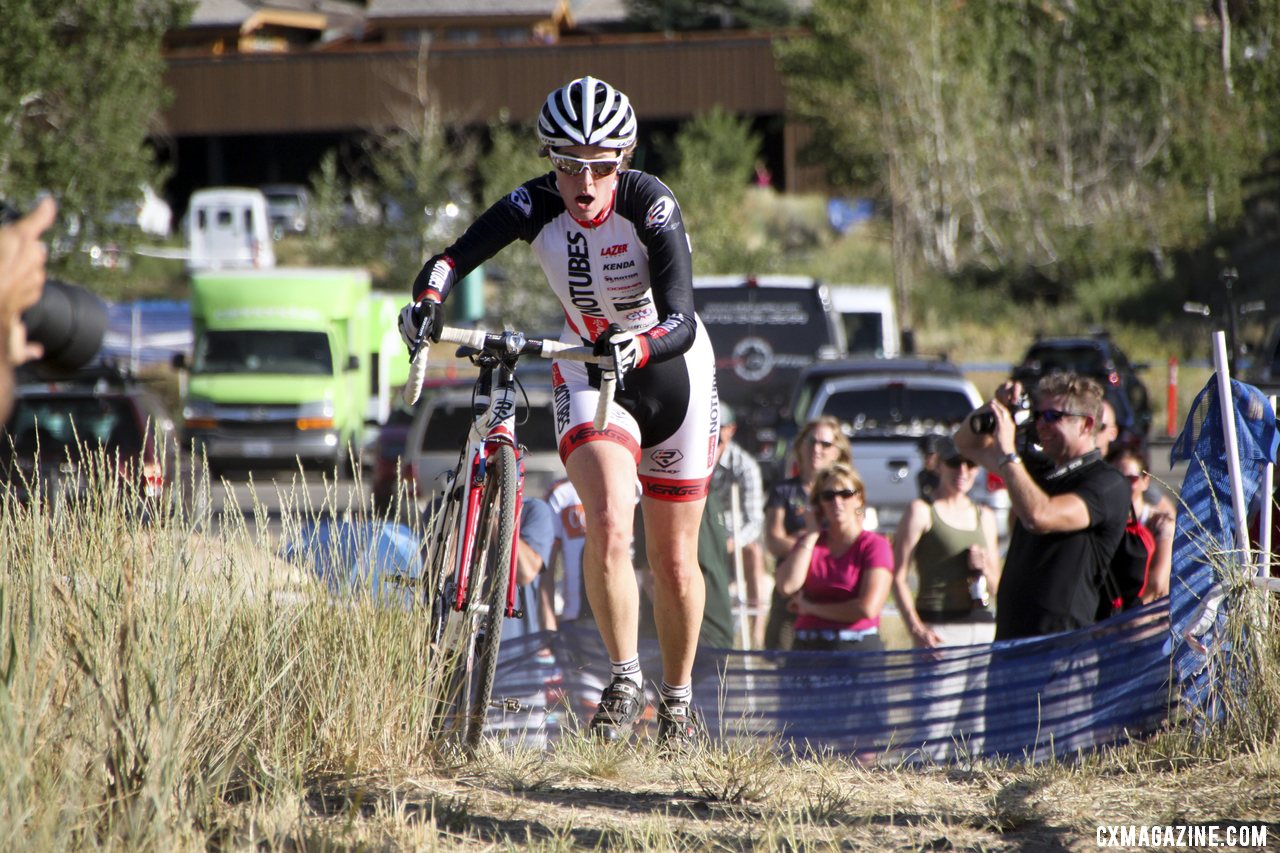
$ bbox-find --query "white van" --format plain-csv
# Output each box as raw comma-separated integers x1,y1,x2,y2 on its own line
827,284,900,358
186,187,275,272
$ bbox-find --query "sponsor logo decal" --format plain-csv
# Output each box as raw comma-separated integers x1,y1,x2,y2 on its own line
731,336,776,382
601,243,628,257
487,393,516,428
602,260,635,271
553,379,571,432
644,481,706,499
565,231,605,318
509,187,533,216
645,196,676,229
650,448,684,469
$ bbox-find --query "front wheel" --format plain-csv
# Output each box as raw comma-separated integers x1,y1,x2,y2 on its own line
462,444,518,751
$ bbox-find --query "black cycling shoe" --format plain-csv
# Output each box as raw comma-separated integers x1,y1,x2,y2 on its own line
656,698,701,755
588,677,644,744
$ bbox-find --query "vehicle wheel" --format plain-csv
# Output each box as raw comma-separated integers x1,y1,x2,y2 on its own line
462,444,517,752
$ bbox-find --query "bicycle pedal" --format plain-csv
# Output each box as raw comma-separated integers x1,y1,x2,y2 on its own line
493,697,530,713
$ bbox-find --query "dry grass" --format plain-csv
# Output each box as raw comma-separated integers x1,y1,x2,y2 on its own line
1,455,1278,850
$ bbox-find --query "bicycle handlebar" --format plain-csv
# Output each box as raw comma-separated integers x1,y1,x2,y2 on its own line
403,325,617,431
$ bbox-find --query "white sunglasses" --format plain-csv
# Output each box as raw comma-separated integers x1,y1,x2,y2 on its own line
549,152,623,178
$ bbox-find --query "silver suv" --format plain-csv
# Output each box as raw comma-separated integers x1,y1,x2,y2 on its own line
404,381,564,504
794,357,1010,537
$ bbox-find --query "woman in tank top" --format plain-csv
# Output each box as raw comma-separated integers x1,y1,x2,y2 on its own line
891,436,1001,647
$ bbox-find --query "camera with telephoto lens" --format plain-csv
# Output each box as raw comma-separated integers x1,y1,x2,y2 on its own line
0,200,108,371
969,393,1032,435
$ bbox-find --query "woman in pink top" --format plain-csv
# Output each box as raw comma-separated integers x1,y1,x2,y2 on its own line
774,463,894,652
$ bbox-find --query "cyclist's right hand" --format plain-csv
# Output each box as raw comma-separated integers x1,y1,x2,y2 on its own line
398,298,442,353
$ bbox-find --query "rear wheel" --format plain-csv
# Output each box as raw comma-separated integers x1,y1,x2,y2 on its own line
462,444,517,751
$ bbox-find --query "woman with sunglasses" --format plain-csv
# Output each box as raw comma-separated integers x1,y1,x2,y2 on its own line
762,416,852,648
773,463,893,652
1105,447,1174,603
397,77,716,751
891,436,1001,647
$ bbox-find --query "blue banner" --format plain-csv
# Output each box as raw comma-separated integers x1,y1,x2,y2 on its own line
485,607,1171,762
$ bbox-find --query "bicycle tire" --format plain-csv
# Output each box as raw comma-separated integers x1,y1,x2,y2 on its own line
462,443,518,751
424,482,468,740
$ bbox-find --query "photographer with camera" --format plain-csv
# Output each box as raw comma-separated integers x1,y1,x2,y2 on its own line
0,197,56,419
956,372,1130,640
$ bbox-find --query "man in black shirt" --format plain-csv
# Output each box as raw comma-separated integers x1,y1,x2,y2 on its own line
958,372,1130,640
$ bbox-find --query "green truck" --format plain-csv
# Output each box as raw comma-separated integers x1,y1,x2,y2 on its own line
180,268,407,473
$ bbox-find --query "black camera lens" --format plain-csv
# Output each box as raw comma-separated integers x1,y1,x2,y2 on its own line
969,408,997,435
20,279,108,371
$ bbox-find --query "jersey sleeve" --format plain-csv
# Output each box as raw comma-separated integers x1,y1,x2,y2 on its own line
410,176,556,303
616,171,698,364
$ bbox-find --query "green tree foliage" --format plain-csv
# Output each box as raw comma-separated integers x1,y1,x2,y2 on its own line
0,0,190,270
475,119,561,330
778,0,1280,316
625,0,797,31
661,106,764,273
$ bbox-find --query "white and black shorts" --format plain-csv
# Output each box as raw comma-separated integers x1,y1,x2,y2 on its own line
552,322,719,503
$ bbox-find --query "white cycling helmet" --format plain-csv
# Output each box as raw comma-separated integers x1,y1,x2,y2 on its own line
537,76,637,150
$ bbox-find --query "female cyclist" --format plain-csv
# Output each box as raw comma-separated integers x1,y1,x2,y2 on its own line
398,76,717,751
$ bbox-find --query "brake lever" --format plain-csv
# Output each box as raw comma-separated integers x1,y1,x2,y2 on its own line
610,340,627,392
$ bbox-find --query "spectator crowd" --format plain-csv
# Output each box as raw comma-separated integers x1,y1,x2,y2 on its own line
500,368,1171,657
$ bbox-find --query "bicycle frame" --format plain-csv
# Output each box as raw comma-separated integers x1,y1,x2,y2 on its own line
444,354,526,620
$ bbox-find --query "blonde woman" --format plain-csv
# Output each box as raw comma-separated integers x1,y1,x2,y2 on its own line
774,463,893,652
762,416,852,648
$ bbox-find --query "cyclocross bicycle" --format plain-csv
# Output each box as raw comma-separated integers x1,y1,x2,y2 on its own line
403,324,615,751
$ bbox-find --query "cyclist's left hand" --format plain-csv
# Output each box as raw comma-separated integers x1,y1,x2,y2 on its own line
593,325,647,381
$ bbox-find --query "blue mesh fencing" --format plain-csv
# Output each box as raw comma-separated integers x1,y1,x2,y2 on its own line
1167,376,1278,720
485,607,1172,762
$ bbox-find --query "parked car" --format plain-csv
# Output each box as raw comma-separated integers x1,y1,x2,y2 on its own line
691,275,846,473
0,367,180,508
791,357,1010,536
1012,333,1152,453
260,183,310,239
1246,317,1280,395
370,401,418,514
404,380,564,506
106,184,172,237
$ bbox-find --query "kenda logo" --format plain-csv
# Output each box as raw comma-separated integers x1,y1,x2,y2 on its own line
601,243,628,256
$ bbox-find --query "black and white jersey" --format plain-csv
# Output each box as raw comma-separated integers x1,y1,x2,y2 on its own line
413,170,697,365
411,169,719,501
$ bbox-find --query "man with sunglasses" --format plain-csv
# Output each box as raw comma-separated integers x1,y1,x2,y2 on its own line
398,76,716,752
957,372,1130,640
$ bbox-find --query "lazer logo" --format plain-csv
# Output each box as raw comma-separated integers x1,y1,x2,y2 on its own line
650,448,684,469
600,243,628,256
